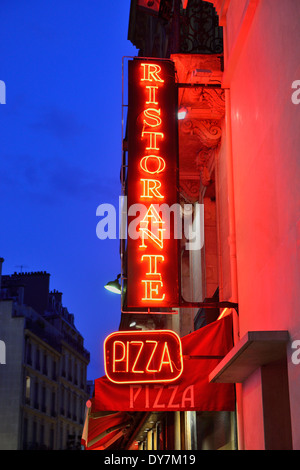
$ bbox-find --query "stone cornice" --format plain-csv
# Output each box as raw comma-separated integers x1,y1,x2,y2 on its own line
208,0,230,25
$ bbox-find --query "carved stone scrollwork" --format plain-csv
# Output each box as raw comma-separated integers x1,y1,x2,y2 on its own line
187,88,225,119
200,166,211,187
179,178,201,203
179,118,221,195
180,119,222,148
172,52,224,202
196,148,214,187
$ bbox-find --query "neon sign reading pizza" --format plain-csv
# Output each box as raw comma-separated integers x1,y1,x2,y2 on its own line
104,330,183,384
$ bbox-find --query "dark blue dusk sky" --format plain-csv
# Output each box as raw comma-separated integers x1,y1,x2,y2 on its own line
0,1,137,379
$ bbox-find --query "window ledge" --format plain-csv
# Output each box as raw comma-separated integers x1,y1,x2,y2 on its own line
209,330,290,384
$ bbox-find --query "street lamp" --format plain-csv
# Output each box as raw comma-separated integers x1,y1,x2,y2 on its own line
104,274,121,294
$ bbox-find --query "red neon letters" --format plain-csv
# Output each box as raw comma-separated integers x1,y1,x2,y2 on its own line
104,330,183,384
127,59,179,309
139,63,165,302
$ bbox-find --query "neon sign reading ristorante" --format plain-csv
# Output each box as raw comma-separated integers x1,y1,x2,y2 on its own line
127,59,179,310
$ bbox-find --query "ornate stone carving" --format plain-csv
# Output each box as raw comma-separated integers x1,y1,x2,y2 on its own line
171,53,224,201
179,117,221,195
187,87,225,119
179,178,201,203
180,119,222,148
196,148,214,187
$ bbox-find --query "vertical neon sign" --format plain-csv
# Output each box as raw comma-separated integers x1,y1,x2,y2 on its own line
127,59,179,310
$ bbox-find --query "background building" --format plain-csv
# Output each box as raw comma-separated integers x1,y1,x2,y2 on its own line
0,259,90,450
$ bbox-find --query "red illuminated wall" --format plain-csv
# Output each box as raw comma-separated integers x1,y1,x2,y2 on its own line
213,0,300,450
126,59,179,310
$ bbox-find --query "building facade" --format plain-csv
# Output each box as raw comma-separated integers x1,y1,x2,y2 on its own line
82,0,300,450
120,0,236,451
0,263,90,450
124,0,300,450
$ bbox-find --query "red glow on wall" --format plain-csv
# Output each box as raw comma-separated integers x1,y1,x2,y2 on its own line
104,330,183,384
127,58,179,310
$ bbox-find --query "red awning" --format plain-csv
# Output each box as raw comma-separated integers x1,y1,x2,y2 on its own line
82,315,235,448
85,315,235,429
81,409,134,450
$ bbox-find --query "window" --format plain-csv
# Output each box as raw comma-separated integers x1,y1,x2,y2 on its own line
50,428,54,450
42,352,48,375
32,421,37,446
80,364,85,389
52,359,57,380
59,425,63,449
62,354,66,377
72,393,77,421
74,361,78,385
51,391,56,417
34,381,39,409
68,357,72,381
40,422,44,447
79,398,84,424
23,418,28,449
67,390,71,418
35,348,40,370
60,387,65,415
25,376,31,405
26,341,32,366
41,386,46,412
